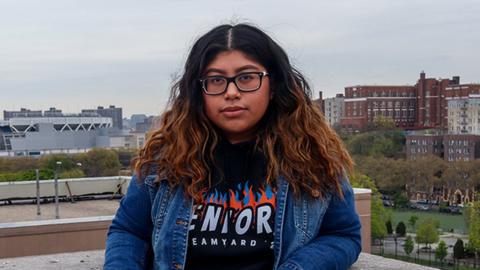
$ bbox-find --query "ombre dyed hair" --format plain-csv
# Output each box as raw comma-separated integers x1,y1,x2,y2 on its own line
134,23,353,201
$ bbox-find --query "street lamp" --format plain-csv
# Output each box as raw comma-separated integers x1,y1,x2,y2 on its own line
393,232,398,259
68,162,82,203
36,169,40,216
54,161,62,219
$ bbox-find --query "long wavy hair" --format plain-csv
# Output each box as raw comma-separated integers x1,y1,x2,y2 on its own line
134,23,353,201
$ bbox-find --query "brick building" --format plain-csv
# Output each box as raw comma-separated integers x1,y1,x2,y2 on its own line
406,134,444,160
341,85,416,131
406,133,480,162
340,72,480,132
443,134,480,162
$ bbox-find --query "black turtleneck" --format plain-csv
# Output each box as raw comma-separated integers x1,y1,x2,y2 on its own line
185,139,276,270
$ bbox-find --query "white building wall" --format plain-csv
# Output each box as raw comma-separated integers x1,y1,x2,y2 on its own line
447,97,480,135
324,96,345,126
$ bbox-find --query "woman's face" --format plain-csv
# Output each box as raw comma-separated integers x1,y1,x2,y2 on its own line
202,50,271,144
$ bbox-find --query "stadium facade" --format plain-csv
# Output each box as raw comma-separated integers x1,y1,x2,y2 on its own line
0,106,146,156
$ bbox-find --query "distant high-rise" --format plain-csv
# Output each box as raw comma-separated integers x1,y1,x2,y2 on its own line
323,94,345,127
3,108,42,120
43,107,63,117
81,105,123,130
130,114,148,128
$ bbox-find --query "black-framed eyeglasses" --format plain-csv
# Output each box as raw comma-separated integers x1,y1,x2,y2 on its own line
199,71,269,95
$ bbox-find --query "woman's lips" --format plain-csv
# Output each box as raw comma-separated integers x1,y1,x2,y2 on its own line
221,106,247,117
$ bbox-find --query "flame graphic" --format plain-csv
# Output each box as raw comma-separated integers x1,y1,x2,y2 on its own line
200,182,276,213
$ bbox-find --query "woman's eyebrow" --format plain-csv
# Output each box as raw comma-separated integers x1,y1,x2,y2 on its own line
203,68,226,75
204,65,261,75
235,65,260,73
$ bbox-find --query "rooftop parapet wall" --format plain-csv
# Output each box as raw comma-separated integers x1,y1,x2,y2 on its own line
0,250,439,270
0,189,371,258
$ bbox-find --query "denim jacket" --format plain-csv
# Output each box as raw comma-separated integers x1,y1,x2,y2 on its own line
104,174,361,270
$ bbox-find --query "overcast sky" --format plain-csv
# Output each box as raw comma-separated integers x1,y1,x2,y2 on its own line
1,0,479,119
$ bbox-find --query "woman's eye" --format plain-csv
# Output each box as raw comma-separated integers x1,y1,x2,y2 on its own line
238,74,254,81
208,77,225,85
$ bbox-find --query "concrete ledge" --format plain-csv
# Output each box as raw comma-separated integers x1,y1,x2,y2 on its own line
0,250,439,270
354,188,371,253
0,189,371,258
0,216,112,258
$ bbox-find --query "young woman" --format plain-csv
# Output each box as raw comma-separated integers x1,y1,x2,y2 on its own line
104,23,361,270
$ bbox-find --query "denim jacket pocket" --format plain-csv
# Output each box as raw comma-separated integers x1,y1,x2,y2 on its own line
145,175,173,248
293,193,330,244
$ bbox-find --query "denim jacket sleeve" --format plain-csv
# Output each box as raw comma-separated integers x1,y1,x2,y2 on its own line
278,180,362,270
104,174,154,269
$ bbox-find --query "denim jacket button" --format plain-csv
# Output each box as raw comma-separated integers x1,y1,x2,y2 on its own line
311,190,320,198
176,219,187,226
173,263,183,269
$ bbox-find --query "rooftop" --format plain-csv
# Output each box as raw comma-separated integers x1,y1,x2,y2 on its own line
0,250,439,270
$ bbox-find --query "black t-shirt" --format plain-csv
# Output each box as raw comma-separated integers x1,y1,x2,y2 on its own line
185,139,276,270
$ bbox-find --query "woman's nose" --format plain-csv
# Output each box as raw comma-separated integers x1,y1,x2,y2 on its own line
224,81,241,99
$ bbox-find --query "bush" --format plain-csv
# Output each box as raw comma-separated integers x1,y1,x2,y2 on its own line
20,169,54,180
0,169,54,182
40,154,76,171
396,221,406,237
453,238,465,260
114,148,138,169
393,193,409,209
76,148,121,177
0,157,40,173
59,169,85,179
386,220,393,234
0,172,22,182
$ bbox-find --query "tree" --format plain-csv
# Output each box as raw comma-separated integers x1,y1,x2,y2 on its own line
396,221,406,237
371,195,388,244
350,173,388,250
393,192,409,209
453,238,465,264
354,156,406,193
406,155,446,194
114,148,138,169
416,219,439,263
404,235,414,260
386,220,393,235
435,240,448,266
408,215,419,232
441,161,480,191
346,130,404,159
362,116,397,132
75,148,121,177
468,200,480,266
464,205,472,230
41,154,76,171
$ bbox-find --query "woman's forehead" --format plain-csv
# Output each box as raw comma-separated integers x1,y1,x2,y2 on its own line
204,50,264,74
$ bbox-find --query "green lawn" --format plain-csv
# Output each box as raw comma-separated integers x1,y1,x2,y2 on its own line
390,209,468,234
380,253,475,270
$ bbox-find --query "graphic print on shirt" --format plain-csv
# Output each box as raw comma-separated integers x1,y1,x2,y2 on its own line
189,181,276,249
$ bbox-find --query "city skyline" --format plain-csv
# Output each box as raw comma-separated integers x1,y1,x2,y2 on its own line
1,0,479,118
